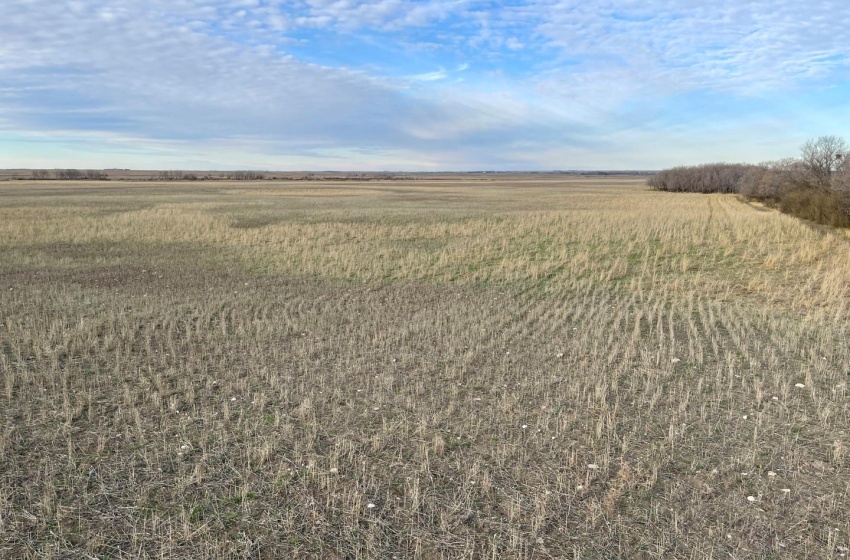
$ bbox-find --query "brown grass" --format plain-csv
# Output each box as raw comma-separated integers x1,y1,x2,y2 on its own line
1,177,849,558
778,188,850,229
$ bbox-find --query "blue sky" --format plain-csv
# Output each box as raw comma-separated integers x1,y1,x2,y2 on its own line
1,0,849,170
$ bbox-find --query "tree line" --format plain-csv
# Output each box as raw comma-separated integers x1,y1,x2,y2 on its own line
26,170,269,181
648,136,850,227
31,169,108,180
155,171,265,181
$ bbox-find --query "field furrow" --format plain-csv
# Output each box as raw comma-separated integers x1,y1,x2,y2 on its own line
1,177,849,559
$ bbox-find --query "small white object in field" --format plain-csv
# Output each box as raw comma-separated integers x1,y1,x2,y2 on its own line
537,537,544,544
329,468,339,474
795,383,806,388
521,424,528,429
588,464,600,470
743,415,748,420
576,485,584,490
768,471,777,477
671,358,681,363
772,396,779,400
230,397,236,401
747,496,756,502
367,503,376,509
781,488,791,493
556,352,564,358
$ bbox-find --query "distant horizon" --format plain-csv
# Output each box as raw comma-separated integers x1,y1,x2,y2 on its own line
0,168,659,175
3,1,848,171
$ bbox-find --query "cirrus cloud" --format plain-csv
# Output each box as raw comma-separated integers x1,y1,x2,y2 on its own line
1,0,848,170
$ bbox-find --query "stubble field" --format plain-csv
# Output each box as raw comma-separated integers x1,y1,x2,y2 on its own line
1,176,849,559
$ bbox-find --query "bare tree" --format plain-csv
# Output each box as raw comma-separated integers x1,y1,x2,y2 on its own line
54,169,82,180
833,151,850,196
647,163,755,193
800,135,848,189
155,170,199,181
223,171,264,180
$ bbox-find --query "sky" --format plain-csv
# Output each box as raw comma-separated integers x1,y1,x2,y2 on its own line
1,0,849,171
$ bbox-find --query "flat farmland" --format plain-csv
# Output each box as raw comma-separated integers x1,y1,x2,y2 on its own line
1,176,849,558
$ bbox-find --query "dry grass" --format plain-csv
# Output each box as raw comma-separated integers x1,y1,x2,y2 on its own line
1,177,849,558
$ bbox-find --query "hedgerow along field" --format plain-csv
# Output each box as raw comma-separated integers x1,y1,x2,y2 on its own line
1,176,849,559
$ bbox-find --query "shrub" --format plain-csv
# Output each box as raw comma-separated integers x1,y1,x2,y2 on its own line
778,188,850,228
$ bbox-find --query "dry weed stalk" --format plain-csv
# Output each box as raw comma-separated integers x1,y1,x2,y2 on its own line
0,177,848,558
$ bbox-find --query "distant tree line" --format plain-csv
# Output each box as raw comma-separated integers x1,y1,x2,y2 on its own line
31,169,108,180
222,171,265,180
152,170,266,181
648,136,850,227
155,171,200,181
27,169,272,181
21,170,438,182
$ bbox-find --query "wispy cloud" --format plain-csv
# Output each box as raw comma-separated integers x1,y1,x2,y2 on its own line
410,68,449,81
1,0,848,170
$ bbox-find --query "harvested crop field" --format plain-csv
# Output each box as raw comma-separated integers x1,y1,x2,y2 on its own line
1,176,849,558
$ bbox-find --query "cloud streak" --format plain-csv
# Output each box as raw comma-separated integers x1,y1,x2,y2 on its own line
1,0,848,169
